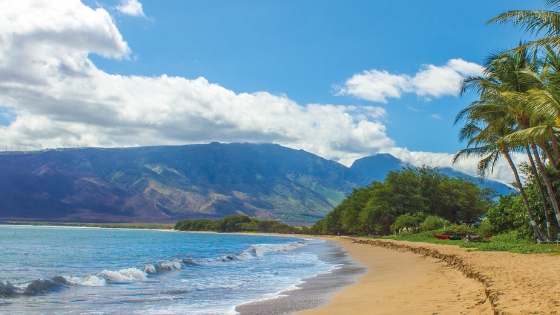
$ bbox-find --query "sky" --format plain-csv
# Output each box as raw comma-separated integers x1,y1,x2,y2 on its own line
0,0,548,184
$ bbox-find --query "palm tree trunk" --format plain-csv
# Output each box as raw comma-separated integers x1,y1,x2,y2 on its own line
527,145,552,241
503,149,548,242
530,144,560,231
549,128,560,168
538,141,558,171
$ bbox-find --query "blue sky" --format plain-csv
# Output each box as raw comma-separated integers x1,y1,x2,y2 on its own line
0,0,546,183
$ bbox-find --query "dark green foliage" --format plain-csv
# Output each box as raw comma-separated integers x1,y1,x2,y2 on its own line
174,219,216,231
485,194,528,235
443,223,476,236
174,215,302,234
390,213,424,234
419,215,447,231
311,166,495,235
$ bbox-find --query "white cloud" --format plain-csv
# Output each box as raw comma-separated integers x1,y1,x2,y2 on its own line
382,147,516,185
429,114,442,120
335,70,411,103
337,59,485,102
0,0,515,186
0,0,390,163
116,0,146,17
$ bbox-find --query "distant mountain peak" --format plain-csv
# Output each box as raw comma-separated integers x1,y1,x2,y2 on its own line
350,153,411,181
350,153,512,195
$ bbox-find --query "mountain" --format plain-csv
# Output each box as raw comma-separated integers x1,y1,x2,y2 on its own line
0,144,512,224
350,155,513,195
349,154,411,181
0,143,370,223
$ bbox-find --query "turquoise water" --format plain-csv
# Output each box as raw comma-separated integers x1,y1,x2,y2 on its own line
0,226,338,314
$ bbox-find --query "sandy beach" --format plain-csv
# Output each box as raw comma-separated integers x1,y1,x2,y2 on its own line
293,237,560,315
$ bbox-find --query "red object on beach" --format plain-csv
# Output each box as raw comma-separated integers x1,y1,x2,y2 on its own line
434,234,450,240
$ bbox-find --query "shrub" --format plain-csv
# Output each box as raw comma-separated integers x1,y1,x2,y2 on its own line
443,223,475,236
390,213,421,234
419,215,447,231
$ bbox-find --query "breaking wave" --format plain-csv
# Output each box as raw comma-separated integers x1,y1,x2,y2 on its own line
0,241,306,298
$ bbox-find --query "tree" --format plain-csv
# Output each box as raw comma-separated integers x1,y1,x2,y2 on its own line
454,48,549,241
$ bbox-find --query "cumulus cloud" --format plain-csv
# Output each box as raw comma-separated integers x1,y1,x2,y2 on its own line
337,59,485,102
0,0,391,163
382,147,516,185
0,0,514,185
116,0,146,17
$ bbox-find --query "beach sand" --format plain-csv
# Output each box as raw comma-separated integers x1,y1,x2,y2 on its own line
295,238,492,315
239,236,560,315
296,237,560,315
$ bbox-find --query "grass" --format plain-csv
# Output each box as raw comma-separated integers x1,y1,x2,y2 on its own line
373,231,560,254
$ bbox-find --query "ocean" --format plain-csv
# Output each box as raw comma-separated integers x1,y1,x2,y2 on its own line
0,225,349,314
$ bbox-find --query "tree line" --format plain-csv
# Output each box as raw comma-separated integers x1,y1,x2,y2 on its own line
308,167,494,235
174,215,306,234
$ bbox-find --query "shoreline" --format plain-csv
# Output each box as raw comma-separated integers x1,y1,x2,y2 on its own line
7,224,560,313
236,237,365,315
294,237,560,315
294,238,492,315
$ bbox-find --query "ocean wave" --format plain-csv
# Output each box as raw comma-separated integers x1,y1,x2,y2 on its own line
219,241,308,262
0,257,199,298
0,241,311,299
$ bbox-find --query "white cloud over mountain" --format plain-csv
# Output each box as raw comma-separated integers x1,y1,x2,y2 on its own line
337,59,485,102
0,0,513,184
0,0,391,162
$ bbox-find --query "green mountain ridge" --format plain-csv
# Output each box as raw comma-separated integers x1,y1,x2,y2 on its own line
0,143,370,223
0,143,512,223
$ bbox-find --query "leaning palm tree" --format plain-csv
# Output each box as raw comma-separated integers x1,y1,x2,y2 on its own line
456,48,550,242
453,114,549,242
488,0,560,51
503,47,560,230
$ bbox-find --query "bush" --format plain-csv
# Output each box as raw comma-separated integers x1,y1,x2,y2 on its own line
419,215,447,231
443,223,475,236
390,213,422,234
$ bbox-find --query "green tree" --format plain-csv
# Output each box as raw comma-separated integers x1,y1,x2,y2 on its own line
454,47,549,242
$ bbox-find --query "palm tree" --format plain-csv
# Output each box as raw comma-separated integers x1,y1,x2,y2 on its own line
502,47,560,230
453,112,548,242
488,0,560,51
455,48,550,242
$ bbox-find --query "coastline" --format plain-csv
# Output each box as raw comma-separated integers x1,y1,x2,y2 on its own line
292,237,560,315
8,225,560,313
236,237,366,315
294,238,492,315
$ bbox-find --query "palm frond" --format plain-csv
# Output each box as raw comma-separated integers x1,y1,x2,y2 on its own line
488,10,560,36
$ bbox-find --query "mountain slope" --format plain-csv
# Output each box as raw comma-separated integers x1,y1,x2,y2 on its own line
349,154,411,181
0,145,512,224
0,143,370,223
350,154,513,195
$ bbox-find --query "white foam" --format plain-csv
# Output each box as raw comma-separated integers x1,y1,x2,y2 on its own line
144,264,157,274
156,259,182,271
100,267,147,282
63,275,106,287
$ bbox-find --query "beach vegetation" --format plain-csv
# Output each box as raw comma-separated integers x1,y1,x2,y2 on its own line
419,215,448,231
309,167,494,235
174,215,305,234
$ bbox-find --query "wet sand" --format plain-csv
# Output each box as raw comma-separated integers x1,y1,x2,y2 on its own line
236,238,366,315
